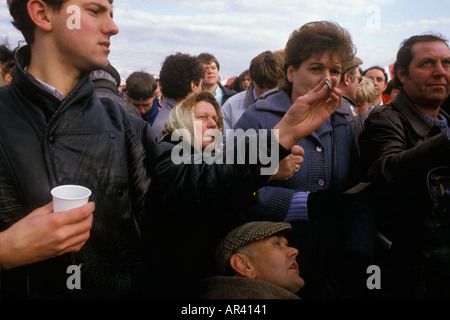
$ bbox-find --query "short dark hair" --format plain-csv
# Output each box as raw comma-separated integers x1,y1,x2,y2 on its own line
393,33,449,88
383,79,400,96
0,41,15,77
7,0,114,45
363,65,388,83
280,21,356,95
249,51,284,89
125,71,157,100
197,52,220,71
159,53,205,101
340,56,363,81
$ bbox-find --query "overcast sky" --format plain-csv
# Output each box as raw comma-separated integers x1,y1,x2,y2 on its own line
1,0,449,81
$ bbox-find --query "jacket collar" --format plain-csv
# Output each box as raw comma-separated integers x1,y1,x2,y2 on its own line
243,83,257,107
12,45,94,121
342,95,357,107
389,89,450,137
243,84,280,107
164,97,178,111
13,46,58,101
254,90,291,113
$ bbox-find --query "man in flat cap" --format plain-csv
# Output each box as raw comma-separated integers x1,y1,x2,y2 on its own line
338,56,364,139
200,221,304,299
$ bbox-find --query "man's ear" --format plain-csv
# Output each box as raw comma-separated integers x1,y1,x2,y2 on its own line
343,73,351,86
191,80,200,93
27,0,53,32
229,253,256,279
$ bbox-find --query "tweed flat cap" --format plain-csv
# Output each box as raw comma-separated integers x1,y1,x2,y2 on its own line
343,56,363,73
216,221,292,275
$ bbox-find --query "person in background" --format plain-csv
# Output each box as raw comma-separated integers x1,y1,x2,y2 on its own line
222,51,284,132
123,71,159,125
200,221,303,299
337,56,364,139
227,76,239,92
363,65,393,107
355,76,376,125
0,40,14,86
238,69,252,92
91,62,141,117
153,77,164,110
197,52,236,107
151,53,204,140
383,79,401,100
229,69,252,93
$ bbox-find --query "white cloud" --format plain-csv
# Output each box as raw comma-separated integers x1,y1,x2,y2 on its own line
108,0,409,78
1,0,449,80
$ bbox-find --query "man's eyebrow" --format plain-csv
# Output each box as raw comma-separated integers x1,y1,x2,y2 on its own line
84,2,114,17
274,234,288,244
417,53,450,60
417,55,436,61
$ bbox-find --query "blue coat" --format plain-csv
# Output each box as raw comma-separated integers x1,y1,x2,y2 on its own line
233,90,366,299
234,90,360,210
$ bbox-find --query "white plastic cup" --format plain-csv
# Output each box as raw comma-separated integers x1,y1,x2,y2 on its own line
51,185,92,213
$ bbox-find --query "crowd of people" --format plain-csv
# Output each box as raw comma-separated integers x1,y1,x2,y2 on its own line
0,0,449,301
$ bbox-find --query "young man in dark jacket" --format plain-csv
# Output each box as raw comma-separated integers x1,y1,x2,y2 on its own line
197,52,237,107
0,0,342,299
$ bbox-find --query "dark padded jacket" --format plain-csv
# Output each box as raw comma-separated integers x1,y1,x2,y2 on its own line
0,46,161,299
359,90,450,239
359,90,450,292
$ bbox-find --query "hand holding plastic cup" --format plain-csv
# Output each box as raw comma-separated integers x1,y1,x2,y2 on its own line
51,185,92,213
